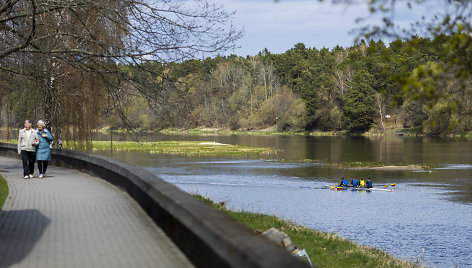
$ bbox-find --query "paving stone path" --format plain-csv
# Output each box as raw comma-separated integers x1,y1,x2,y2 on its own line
0,156,194,268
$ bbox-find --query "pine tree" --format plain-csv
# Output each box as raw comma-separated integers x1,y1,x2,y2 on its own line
342,70,376,133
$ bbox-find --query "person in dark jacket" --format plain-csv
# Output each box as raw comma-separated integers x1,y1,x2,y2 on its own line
17,120,38,179
366,178,373,188
35,120,53,179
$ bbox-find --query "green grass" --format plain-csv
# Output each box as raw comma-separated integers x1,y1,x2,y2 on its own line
195,195,421,268
0,174,8,210
0,139,17,144
88,141,275,157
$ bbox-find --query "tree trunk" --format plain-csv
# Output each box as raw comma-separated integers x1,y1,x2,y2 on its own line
6,100,10,140
376,94,385,131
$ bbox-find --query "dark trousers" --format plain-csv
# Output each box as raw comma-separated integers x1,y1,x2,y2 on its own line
38,161,49,174
21,150,36,176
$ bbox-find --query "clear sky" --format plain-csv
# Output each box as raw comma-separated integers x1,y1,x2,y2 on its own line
217,0,443,56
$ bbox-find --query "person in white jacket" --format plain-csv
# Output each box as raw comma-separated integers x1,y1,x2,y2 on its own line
17,120,38,179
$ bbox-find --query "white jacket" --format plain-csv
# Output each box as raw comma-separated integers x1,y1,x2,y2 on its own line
17,128,38,153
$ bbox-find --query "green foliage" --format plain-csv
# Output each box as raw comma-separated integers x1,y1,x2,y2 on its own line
401,99,426,129
401,58,472,135
342,70,376,133
312,75,342,131
3,35,472,136
279,98,307,130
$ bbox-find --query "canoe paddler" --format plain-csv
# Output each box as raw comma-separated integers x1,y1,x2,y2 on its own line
359,178,365,188
366,178,373,188
339,178,348,186
351,178,358,187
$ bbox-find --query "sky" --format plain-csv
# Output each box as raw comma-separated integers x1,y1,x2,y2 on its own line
215,0,445,56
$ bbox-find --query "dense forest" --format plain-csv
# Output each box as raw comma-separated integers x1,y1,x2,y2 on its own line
111,35,472,135
2,36,472,136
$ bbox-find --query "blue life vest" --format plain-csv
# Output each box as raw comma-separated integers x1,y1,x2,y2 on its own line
352,179,358,187
342,179,348,186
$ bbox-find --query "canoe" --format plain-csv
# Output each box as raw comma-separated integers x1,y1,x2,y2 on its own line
366,187,394,192
329,186,394,192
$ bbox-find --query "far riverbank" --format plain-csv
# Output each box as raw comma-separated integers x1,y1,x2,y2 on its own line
94,126,472,138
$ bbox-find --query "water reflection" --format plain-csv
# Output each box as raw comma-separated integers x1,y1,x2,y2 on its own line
90,133,472,204
81,132,472,164
4,129,472,163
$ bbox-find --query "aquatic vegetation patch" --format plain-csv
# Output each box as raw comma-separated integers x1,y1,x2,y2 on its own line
90,141,275,157
331,161,436,170
267,159,324,163
2,139,273,156
160,128,341,136
268,159,435,170
194,194,421,268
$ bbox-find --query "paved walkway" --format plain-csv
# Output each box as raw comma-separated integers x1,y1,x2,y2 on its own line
0,156,194,268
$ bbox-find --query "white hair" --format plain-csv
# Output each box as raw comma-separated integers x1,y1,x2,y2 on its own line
37,120,46,127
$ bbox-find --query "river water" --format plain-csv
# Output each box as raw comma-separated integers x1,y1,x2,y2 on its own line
66,134,472,267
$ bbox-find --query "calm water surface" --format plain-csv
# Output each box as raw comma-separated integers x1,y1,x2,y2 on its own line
85,135,472,267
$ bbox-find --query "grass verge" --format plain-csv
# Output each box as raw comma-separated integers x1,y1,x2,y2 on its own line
88,141,275,157
0,174,8,210
195,194,421,268
0,139,17,144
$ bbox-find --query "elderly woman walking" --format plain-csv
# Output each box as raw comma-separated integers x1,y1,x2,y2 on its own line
36,120,53,179
17,120,39,179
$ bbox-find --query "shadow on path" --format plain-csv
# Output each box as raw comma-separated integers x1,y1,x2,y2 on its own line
0,159,21,173
0,209,51,267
